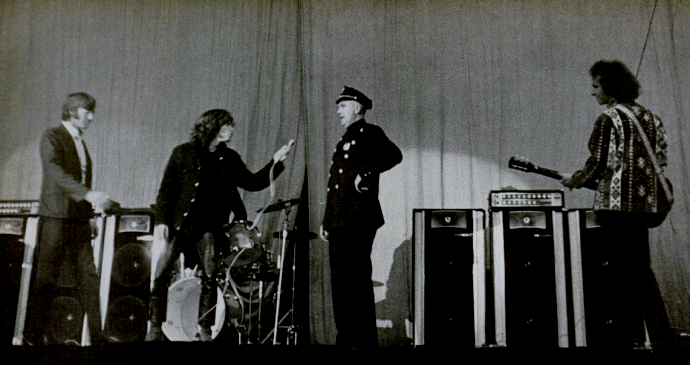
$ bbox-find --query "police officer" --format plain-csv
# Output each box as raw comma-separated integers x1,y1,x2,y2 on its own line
320,86,402,348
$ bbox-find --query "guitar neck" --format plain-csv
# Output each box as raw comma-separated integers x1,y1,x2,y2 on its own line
532,166,563,181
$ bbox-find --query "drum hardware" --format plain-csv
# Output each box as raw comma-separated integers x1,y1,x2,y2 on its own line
219,240,278,345
258,198,300,214
271,230,317,240
270,199,303,345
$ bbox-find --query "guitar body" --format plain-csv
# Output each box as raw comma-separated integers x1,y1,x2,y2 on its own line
639,176,673,228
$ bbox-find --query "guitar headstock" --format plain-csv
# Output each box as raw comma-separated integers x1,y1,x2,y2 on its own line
508,156,536,173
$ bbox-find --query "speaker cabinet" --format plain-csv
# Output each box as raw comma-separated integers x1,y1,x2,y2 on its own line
1,214,39,345
412,209,486,347
567,209,646,348
491,208,568,347
98,209,154,343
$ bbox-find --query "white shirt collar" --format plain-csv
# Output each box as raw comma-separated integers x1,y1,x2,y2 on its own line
61,121,82,138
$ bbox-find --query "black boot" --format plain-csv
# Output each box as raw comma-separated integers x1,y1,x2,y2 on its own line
146,291,165,341
197,276,216,342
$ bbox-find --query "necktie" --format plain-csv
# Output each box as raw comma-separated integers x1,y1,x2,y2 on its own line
73,134,88,184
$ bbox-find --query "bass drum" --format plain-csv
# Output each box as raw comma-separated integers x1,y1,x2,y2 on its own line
221,271,277,344
162,277,226,341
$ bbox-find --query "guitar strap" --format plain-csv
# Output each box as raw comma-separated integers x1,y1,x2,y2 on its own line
613,105,673,205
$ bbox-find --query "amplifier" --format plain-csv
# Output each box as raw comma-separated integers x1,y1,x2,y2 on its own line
413,209,487,348
489,190,569,348
0,201,39,215
489,190,563,208
0,201,40,346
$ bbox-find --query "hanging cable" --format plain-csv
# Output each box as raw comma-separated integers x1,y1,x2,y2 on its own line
636,0,660,77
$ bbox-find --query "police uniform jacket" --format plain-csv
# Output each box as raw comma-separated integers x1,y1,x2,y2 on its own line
322,119,402,231
155,142,284,238
38,124,93,220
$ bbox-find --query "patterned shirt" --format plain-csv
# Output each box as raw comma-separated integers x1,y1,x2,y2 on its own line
571,103,668,213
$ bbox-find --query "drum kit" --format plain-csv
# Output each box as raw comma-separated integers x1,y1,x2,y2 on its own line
161,197,308,344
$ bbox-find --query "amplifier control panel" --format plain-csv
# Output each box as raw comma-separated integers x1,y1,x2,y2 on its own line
489,190,564,208
0,201,39,215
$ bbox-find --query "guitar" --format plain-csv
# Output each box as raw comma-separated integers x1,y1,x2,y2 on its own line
508,155,673,228
508,156,564,181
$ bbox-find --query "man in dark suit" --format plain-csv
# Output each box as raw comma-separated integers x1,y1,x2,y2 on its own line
146,109,293,341
25,92,110,345
320,86,402,348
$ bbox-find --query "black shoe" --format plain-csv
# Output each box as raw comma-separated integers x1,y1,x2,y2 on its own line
197,328,213,342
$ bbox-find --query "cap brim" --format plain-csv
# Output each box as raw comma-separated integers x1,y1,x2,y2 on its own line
335,96,358,104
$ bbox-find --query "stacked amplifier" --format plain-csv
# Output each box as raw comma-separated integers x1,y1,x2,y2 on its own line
412,209,486,348
488,190,569,348
3,201,155,346
412,190,595,348
0,201,40,346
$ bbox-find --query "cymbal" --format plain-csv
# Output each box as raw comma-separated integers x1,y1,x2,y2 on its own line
272,230,318,240
258,198,300,213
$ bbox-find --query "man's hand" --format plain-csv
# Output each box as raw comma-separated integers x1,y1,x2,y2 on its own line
154,224,169,242
560,173,575,190
319,225,329,242
273,139,295,162
85,191,110,206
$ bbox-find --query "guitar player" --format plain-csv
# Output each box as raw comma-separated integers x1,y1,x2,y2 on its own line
560,60,672,349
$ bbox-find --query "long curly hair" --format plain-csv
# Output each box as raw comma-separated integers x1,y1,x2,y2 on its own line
190,109,235,148
589,60,641,103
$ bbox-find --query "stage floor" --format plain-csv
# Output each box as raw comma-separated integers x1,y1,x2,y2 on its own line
6,342,690,364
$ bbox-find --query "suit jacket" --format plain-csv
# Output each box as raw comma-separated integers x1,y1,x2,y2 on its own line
38,124,93,220
322,119,402,230
155,142,284,238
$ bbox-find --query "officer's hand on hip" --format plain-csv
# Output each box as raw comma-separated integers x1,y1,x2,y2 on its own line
355,174,370,193
319,225,329,242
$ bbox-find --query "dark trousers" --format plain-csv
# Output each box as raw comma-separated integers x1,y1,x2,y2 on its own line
328,225,379,348
25,217,102,345
149,226,224,334
594,211,672,346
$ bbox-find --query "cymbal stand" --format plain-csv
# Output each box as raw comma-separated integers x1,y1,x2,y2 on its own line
257,279,263,344
271,204,293,345
288,223,298,345
247,275,253,344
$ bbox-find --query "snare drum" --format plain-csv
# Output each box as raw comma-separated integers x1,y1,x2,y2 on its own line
162,277,226,341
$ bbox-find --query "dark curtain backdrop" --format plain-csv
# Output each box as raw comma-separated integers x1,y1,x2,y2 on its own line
1,0,689,347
